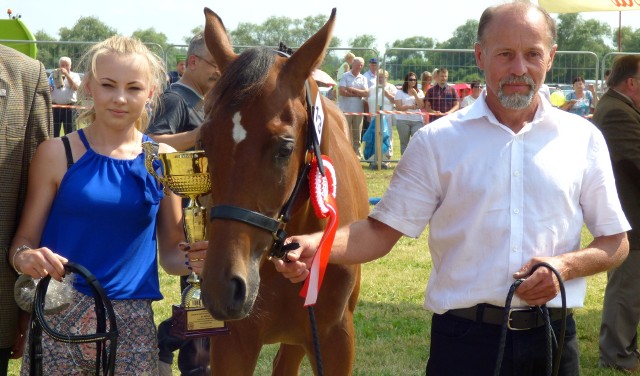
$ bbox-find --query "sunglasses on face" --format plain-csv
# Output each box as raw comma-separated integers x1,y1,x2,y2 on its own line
408,78,417,82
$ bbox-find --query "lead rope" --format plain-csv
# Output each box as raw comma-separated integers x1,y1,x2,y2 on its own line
493,262,567,376
268,46,326,375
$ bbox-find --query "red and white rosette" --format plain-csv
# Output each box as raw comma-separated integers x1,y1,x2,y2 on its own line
300,155,338,307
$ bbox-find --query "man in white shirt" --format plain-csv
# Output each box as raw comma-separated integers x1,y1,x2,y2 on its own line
274,3,630,375
50,56,81,137
362,58,378,89
338,56,368,159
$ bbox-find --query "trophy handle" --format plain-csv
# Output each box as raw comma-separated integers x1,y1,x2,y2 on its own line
142,141,170,195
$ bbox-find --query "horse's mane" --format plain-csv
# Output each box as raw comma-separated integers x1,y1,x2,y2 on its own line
209,47,276,112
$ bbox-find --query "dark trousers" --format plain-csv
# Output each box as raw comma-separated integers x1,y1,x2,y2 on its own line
361,116,370,138
52,106,75,137
158,275,210,376
599,250,640,369
426,311,580,376
0,347,9,376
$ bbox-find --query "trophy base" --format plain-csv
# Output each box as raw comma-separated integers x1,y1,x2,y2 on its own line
170,305,229,339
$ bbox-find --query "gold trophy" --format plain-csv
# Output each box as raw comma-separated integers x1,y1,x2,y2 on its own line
142,142,227,338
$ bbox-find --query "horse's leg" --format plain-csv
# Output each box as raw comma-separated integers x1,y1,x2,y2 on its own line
308,316,356,376
272,344,305,376
209,335,262,376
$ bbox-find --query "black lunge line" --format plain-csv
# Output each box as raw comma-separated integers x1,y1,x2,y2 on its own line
493,262,567,376
30,262,118,376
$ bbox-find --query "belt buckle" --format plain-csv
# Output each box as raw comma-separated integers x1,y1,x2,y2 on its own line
507,307,534,331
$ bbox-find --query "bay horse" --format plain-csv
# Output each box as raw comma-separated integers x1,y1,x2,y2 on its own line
198,7,369,376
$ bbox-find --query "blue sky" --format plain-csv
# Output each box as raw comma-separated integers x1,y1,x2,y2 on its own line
5,0,639,52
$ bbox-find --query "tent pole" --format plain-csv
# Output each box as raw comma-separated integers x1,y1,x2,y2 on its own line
618,11,622,52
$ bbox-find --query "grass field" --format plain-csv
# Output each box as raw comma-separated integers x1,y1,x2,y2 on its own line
7,132,629,375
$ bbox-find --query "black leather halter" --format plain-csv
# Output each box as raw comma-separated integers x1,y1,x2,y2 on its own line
210,51,323,260
30,262,118,376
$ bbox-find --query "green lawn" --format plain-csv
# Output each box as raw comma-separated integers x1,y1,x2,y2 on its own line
8,129,628,375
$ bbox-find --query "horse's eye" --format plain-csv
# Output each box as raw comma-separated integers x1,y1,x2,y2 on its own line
277,140,295,159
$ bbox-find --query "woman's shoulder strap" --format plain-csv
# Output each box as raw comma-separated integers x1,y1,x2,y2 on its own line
60,136,74,169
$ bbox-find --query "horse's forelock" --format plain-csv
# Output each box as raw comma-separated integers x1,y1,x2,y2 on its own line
210,47,276,112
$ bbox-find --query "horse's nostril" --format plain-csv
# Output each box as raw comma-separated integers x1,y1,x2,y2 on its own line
229,276,247,311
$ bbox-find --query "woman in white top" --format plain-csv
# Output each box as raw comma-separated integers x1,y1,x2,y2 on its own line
367,69,398,168
367,69,397,159
460,81,483,109
394,72,424,155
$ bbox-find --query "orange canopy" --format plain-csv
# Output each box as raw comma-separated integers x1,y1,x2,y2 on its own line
538,0,640,13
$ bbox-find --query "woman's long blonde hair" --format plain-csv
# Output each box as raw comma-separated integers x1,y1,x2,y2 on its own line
76,35,167,132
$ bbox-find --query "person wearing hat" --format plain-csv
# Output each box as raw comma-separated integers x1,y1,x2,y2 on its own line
168,54,186,84
364,58,379,88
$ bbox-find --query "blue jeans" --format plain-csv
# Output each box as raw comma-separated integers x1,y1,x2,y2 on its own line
426,311,580,376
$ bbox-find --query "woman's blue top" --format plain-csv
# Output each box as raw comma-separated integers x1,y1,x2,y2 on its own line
565,90,593,117
40,129,165,300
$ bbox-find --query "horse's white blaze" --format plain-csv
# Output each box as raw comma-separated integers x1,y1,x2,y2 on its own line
232,112,247,145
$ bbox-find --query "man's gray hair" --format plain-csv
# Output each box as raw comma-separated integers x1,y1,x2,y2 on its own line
186,32,208,59
59,56,72,65
476,1,557,48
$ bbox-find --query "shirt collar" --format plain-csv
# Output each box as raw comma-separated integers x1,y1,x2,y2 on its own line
611,88,634,104
173,81,204,100
461,89,552,135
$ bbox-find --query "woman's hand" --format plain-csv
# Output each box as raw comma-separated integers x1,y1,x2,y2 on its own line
13,246,67,281
181,241,208,275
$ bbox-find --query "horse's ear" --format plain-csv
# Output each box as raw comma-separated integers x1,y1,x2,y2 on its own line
203,7,237,73
283,8,336,87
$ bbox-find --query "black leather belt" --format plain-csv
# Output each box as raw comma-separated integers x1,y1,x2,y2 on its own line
445,304,572,330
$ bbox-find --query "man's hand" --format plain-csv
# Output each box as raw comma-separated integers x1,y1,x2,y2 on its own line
513,257,567,306
271,234,319,283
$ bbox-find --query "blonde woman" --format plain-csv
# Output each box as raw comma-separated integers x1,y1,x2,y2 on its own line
420,70,433,124
337,52,355,81
10,36,207,374
420,70,433,96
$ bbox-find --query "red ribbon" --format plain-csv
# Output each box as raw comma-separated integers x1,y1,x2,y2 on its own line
300,155,338,307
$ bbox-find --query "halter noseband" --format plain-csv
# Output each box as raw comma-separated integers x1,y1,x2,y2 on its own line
210,49,323,260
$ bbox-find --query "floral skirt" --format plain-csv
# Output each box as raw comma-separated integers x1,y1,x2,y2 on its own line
21,288,158,376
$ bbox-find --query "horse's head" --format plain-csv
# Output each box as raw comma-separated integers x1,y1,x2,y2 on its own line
199,7,336,320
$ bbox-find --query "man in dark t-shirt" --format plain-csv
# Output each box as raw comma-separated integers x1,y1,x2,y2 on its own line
146,32,219,376
147,84,205,148
147,37,219,151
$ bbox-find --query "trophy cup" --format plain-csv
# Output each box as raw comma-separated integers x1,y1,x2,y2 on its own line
142,142,228,338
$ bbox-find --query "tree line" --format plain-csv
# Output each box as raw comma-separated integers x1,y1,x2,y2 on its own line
32,13,640,84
